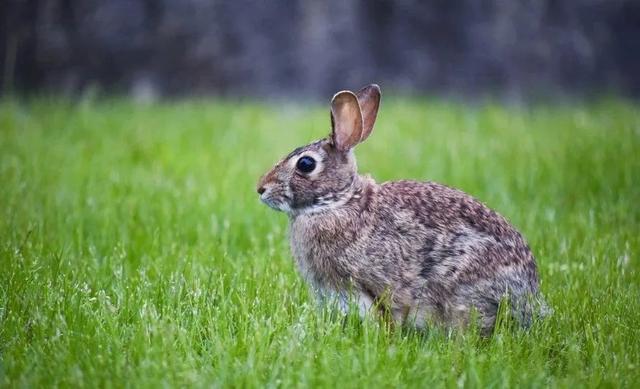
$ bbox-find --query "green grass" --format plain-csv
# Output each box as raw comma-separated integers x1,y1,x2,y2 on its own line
1,97,639,388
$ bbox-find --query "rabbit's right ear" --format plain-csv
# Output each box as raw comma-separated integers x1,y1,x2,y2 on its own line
355,84,381,143
330,91,363,152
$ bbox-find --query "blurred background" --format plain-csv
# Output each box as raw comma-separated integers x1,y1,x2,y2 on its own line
2,0,639,101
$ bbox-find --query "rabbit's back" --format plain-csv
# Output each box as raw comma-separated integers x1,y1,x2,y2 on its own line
375,180,538,277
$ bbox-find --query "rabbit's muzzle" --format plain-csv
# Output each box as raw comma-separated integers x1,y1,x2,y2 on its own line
257,174,292,213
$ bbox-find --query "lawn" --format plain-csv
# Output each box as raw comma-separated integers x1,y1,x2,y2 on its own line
1,97,639,387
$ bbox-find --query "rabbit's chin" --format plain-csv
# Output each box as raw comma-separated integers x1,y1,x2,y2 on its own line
260,195,292,213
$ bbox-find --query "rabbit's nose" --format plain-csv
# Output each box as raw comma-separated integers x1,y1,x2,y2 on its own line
257,186,266,195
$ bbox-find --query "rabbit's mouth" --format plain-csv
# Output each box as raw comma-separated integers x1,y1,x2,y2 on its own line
259,190,292,213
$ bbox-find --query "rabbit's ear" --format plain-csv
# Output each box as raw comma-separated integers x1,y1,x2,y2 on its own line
355,84,381,143
330,91,363,151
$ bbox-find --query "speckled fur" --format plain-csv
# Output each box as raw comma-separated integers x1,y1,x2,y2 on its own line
257,85,545,334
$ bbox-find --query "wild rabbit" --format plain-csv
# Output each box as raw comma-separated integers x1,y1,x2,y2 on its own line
257,84,545,334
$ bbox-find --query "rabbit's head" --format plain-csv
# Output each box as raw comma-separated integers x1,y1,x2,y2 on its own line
257,84,381,215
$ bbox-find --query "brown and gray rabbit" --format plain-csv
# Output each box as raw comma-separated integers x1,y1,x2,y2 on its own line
257,84,545,334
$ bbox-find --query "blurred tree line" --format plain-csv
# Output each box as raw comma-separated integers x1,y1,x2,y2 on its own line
2,0,639,99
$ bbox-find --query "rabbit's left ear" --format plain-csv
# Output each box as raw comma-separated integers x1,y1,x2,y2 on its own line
355,84,381,143
330,91,363,151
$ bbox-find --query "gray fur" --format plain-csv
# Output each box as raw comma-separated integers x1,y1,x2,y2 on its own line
257,84,545,334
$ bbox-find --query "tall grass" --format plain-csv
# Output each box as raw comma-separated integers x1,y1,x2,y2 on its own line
1,98,638,387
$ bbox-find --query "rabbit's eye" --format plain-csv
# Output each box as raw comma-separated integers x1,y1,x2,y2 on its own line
296,156,316,173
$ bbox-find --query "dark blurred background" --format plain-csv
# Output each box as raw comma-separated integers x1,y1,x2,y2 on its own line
2,0,639,100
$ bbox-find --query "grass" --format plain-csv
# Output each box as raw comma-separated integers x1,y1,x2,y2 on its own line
0,96,639,387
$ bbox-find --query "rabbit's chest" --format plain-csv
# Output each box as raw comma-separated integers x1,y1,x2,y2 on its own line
289,215,359,287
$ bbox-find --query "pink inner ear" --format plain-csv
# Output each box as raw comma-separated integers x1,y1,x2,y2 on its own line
331,91,363,151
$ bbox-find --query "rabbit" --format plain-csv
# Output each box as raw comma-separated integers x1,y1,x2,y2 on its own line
256,84,546,334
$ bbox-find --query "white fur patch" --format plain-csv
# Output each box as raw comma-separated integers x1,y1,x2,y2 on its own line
295,182,357,216
313,288,374,319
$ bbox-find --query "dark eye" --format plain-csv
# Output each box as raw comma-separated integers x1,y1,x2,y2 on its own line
296,156,316,173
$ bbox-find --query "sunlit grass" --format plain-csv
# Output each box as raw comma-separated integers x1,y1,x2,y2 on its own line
1,97,639,387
